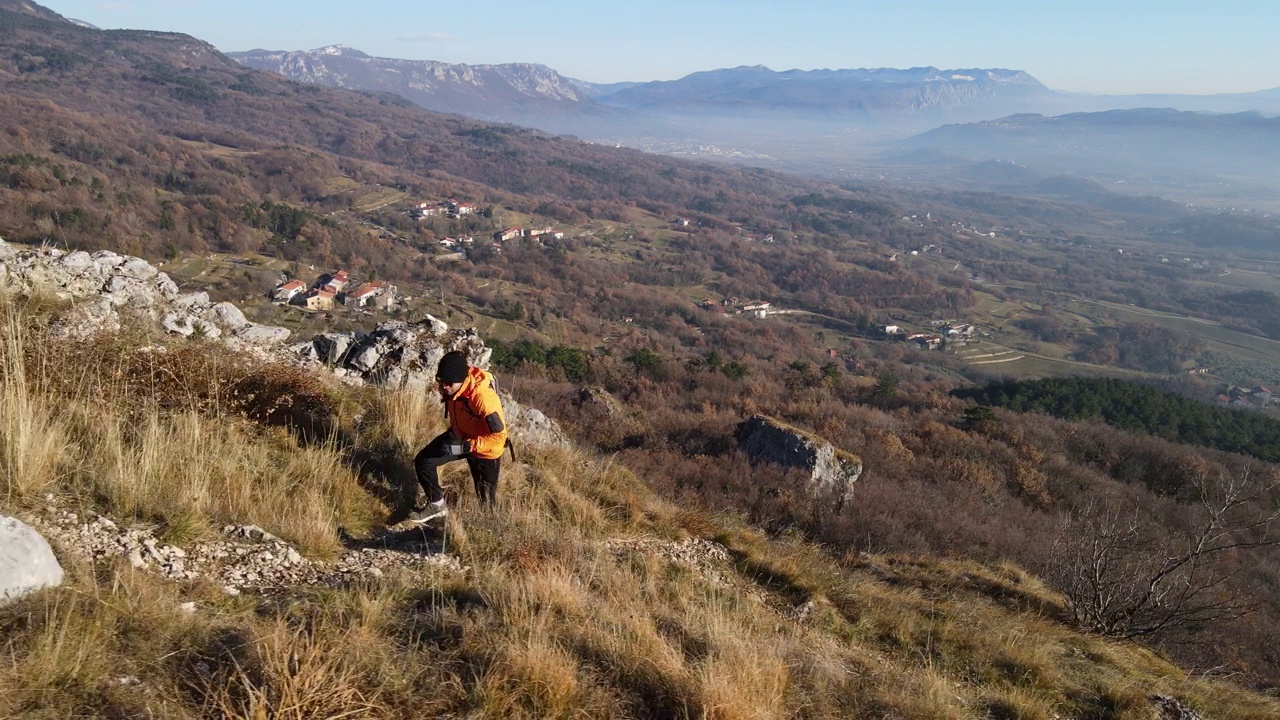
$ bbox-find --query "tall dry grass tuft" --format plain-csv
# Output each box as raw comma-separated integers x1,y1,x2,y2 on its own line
693,623,790,720
372,386,438,452
58,404,376,554
1,300,72,502
207,619,386,720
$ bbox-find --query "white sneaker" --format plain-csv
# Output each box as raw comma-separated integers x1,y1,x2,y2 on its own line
408,499,448,524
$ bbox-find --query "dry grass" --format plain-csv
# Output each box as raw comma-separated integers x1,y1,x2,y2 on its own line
3,296,1280,719
1,301,72,502
0,299,380,554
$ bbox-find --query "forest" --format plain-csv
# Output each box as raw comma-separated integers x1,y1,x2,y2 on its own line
955,377,1280,465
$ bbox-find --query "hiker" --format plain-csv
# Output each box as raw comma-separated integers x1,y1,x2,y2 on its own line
410,350,508,522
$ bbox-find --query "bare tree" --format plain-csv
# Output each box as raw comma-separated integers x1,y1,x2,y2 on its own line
1046,465,1280,639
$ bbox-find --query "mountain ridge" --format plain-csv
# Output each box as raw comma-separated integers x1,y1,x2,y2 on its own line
229,45,599,121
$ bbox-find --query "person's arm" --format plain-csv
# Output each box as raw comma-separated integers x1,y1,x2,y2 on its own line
466,389,507,457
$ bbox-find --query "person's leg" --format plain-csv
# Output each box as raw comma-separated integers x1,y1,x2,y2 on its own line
467,456,501,505
414,432,465,504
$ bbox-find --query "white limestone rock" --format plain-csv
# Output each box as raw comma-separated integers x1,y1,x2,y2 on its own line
736,415,862,501
0,516,64,603
91,250,125,267
501,393,571,449
422,314,449,336
161,312,195,337
172,291,210,311
350,343,384,372
314,332,354,365
232,323,290,345
211,302,249,331
118,257,159,281
58,251,95,273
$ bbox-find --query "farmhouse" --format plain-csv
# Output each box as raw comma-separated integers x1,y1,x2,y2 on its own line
344,282,390,308
321,270,350,294
493,228,523,243
305,289,336,311
272,279,306,303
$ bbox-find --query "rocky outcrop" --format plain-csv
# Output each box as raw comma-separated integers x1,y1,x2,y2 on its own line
0,515,64,603
502,392,572,450
1,236,569,450
286,317,490,391
736,415,862,500
0,238,290,347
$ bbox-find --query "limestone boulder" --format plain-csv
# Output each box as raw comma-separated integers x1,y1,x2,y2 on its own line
502,393,571,449
162,312,196,337
232,323,290,345
118,257,159,281
350,343,385,372
172,291,210,311
210,302,249,331
422,314,449,337
736,415,862,501
58,250,95,273
314,332,355,365
0,516,64,603
91,249,125,267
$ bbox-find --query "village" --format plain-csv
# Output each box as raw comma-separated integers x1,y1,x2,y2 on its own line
1217,385,1275,409
271,269,399,313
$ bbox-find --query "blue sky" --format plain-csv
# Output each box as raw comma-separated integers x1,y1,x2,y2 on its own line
36,1,1280,94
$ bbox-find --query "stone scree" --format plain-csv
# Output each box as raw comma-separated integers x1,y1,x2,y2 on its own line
0,515,64,603
26,500,463,595
735,415,862,500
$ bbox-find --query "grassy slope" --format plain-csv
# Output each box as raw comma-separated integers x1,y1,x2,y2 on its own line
2,299,1279,718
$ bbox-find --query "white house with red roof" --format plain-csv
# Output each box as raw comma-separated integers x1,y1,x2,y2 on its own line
272,279,306,303
344,281,393,308
493,227,522,242
321,270,350,294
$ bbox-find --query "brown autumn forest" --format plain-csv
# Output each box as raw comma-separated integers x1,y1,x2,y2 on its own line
4,0,1280,689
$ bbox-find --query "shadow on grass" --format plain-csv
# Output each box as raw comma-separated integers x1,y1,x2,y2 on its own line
337,523,443,553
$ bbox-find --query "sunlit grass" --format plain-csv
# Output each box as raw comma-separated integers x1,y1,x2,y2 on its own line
2,295,1278,719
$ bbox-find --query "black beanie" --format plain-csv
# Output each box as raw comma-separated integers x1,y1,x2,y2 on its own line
436,351,468,383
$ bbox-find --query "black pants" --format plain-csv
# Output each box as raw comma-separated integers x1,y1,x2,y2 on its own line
414,432,501,505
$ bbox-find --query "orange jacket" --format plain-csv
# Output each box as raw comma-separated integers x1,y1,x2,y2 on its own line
443,366,508,460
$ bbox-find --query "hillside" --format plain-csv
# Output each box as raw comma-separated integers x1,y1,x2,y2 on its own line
4,254,1280,718
10,0,1280,697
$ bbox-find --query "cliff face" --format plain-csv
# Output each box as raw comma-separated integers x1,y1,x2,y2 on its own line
229,46,596,120
736,414,862,499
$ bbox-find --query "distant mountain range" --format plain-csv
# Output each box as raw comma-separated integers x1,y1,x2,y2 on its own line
582,65,1055,120
230,46,1280,130
13,1,1280,210
229,46,605,122
229,48,1065,129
